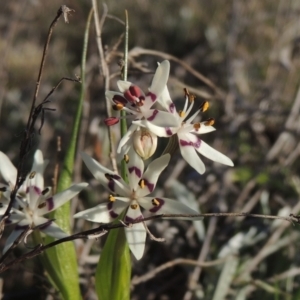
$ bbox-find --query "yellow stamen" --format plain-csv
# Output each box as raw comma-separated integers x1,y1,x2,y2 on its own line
193,123,201,131
113,103,124,111
188,94,196,102
178,110,185,118
29,171,36,179
200,101,209,112
124,154,129,163
130,204,138,209
152,198,160,206
204,118,215,126
139,179,145,189
109,195,116,202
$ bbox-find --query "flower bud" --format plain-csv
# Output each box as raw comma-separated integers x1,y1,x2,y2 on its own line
133,128,157,160
104,117,119,126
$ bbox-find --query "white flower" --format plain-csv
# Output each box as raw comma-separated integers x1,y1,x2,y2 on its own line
0,150,88,253
75,150,199,260
105,60,178,158
134,88,234,174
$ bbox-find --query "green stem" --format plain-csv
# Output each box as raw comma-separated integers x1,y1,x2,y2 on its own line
120,10,129,180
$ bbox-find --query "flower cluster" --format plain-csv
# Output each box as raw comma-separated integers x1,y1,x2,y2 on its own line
74,60,234,259
0,60,233,260
0,150,88,253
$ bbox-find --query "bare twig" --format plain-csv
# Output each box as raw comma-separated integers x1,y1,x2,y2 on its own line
128,47,226,99
184,217,218,300
1,6,77,223
0,211,299,273
92,0,118,173
131,256,232,286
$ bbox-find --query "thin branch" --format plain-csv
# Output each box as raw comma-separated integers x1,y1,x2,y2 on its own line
0,211,299,273
128,47,226,99
131,256,232,286
1,7,77,223
92,0,118,173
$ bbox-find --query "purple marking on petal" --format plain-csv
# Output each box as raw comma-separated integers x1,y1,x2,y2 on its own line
107,202,118,219
179,138,201,148
143,179,154,193
147,92,156,102
16,224,30,230
193,138,201,148
166,127,173,136
33,186,41,195
147,109,159,121
26,186,41,195
5,219,12,224
125,214,143,223
46,197,54,211
169,103,175,113
128,166,142,178
38,219,53,230
111,174,121,180
108,180,115,192
109,210,118,219
149,198,165,213
179,139,193,147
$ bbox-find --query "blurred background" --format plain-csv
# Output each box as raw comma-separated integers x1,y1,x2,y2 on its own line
1,0,300,299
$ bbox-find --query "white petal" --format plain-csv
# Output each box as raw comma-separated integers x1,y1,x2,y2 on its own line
117,124,138,154
126,148,144,191
28,186,42,211
137,154,170,197
3,218,31,253
157,85,177,115
117,81,132,93
0,152,17,186
35,217,69,239
148,60,170,99
74,201,127,222
30,149,46,190
81,152,129,194
117,142,132,162
7,211,25,225
74,203,110,222
81,152,113,185
139,197,201,218
133,120,176,137
143,110,179,128
196,140,234,167
125,204,146,260
178,136,205,174
183,124,216,135
37,183,88,215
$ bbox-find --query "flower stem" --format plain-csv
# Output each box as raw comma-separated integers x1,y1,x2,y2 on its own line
120,10,129,180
